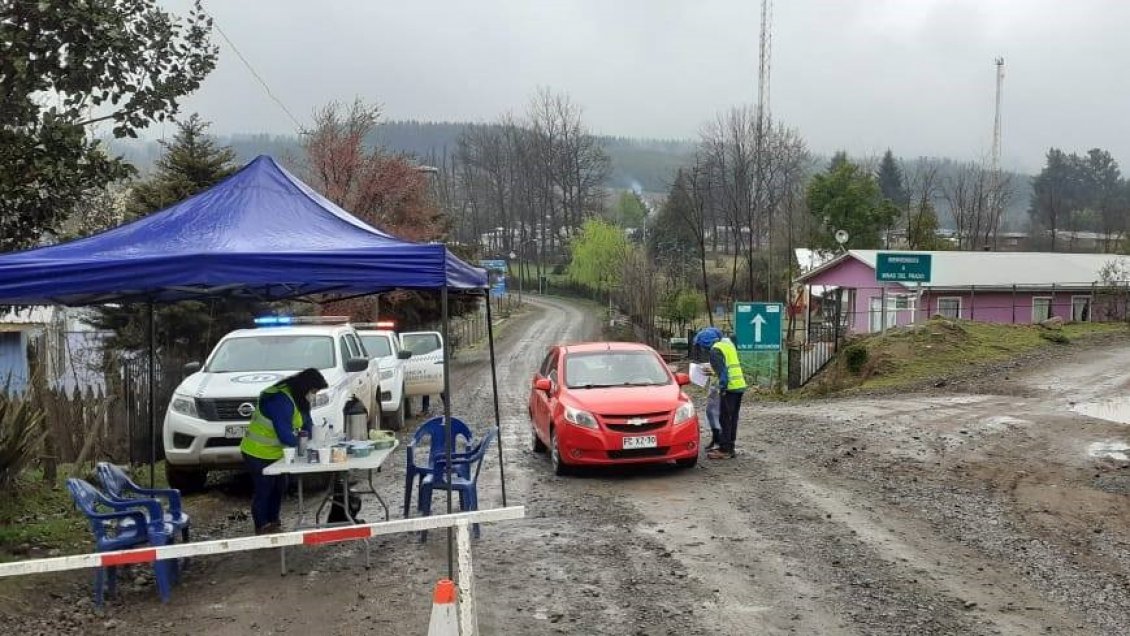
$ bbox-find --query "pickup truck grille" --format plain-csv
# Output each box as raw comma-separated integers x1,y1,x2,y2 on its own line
195,398,257,422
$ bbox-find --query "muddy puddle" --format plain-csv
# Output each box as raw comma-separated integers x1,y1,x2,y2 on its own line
1071,396,1130,426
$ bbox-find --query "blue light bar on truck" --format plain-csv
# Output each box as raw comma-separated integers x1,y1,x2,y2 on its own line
253,316,350,327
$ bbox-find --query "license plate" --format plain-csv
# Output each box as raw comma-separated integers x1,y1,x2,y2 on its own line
224,425,247,439
622,435,657,450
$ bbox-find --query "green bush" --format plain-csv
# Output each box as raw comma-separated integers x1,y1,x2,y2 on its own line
844,344,869,374
0,384,46,488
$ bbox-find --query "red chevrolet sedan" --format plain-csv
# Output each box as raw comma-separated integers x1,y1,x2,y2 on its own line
528,342,700,475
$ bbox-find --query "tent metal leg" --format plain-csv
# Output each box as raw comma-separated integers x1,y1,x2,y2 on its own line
441,287,454,580
148,301,157,489
484,296,506,506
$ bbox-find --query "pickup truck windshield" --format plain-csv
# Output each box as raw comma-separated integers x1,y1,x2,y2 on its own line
359,335,393,358
402,333,441,355
205,335,336,373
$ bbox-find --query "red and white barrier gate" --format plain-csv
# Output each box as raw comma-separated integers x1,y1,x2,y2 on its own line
0,506,524,636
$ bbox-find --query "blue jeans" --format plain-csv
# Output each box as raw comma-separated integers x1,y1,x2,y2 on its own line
705,391,721,434
243,452,283,530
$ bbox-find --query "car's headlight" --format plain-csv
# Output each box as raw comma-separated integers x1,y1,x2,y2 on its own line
564,405,598,429
171,395,198,418
379,368,395,381
311,389,333,409
673,402,695,426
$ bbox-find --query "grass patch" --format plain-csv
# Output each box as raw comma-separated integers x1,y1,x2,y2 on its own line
0,462,172,562
0,471,89,561
807,319,1128,394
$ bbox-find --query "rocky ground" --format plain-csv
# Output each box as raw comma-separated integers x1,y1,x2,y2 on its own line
3,296,1130,635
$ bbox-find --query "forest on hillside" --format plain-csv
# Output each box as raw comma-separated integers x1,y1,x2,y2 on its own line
105,120,1032,231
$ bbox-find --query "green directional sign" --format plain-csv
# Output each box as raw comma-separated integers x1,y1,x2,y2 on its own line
734,302,783,352
876,252,932,283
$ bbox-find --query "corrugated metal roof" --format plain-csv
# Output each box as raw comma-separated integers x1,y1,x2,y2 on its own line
843,250,1130,288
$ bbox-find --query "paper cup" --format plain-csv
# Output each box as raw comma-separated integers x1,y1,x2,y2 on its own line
283,447,296,464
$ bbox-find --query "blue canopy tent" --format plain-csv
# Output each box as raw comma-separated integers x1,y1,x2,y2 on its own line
0,155,484,304
0,155,504,577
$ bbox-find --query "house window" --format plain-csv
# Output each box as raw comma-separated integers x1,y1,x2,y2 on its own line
1032,297,1052,323
895,295,910,310
937,297,961,320
1072,296,1091,322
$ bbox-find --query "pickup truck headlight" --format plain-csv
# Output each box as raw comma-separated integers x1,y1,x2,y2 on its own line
673,402,695,426
311,389,333,409
171,395,198,418
379,368,395,381
564,405,598,429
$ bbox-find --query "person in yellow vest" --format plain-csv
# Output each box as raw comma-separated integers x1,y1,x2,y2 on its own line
702,330,747,460
240,368,328,534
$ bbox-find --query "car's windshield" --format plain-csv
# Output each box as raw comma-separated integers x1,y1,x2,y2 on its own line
402,333,441,355
205,335,336,373
564,351,670,388
359,335,393,358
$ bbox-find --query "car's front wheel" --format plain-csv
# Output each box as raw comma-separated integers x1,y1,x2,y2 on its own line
550,427,571,476
382,389,405,431
530,418,546,453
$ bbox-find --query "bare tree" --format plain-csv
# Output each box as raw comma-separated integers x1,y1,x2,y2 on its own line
698,109,807,301
943,160,1009,250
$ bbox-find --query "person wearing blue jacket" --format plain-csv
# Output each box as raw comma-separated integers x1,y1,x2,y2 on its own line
694,327,747,459
240,368,328,534
693,328,724,450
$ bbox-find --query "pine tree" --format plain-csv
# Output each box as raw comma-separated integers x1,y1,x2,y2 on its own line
828,150,849,172
876,150,910,209
87,116,263,362
647,172,698,281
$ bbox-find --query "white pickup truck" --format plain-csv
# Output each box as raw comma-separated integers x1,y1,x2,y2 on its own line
353,323,412,431
161,317,380,492
399,330,447,413
354,322,448,418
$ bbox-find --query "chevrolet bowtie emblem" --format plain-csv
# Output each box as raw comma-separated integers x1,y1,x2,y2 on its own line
626,417,648,426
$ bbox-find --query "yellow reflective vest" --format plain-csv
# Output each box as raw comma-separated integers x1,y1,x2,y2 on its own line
711,338,747,392
240,385,302,461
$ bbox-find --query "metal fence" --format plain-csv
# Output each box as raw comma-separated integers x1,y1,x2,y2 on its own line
19,330,189,473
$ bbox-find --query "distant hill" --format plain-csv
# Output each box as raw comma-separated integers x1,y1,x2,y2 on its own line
106,120,1030,229
107,121,697,194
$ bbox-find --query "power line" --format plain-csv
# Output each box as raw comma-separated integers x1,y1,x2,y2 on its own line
200,3,304,131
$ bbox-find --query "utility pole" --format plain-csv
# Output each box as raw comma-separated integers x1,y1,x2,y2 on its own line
756,0,774,300
989,57,1004,249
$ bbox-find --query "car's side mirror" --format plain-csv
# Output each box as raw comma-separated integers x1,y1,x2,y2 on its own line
183,361,201,374
345,357,369,373
535,378,552,392
397,350,413,360
674,372,691,386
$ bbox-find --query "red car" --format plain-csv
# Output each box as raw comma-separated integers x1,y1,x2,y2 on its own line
528,342,700,475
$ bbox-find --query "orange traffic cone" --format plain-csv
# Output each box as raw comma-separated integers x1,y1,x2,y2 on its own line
427,578,459,636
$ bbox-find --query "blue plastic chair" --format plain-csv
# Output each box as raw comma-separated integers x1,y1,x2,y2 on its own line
419,428,497,540
404,416,474,518
96,462,191,543
66,479,177,607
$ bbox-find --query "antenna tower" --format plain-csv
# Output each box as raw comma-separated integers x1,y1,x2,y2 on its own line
757,0,774,299
990,57,1004,247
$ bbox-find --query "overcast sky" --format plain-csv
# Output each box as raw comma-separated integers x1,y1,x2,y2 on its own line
161,0,1130,173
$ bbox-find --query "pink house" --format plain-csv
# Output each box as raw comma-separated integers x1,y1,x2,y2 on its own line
795,250,1130,335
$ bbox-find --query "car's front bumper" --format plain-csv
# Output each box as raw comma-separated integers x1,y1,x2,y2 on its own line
556,417,701,465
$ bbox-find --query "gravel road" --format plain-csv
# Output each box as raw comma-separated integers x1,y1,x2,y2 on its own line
3,297,1130,635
